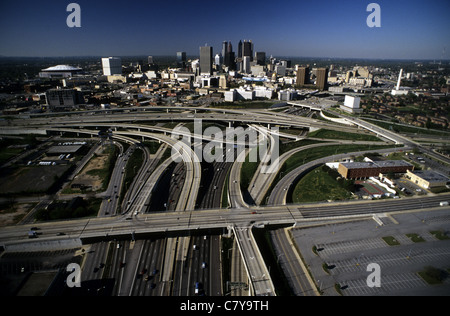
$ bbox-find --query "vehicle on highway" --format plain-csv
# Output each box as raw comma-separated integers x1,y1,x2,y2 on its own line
440,201,449,206
195,282,203,295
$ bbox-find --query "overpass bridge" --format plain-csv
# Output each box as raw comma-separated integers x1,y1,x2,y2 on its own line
1,106,448,296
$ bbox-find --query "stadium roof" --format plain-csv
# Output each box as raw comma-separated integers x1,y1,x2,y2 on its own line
41,65,82,72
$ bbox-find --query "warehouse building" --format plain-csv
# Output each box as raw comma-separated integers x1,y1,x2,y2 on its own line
338,160,413,179
405,170,450,189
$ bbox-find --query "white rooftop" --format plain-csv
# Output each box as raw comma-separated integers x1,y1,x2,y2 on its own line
41,65,82,72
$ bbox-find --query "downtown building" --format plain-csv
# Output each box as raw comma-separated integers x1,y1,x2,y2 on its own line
199,46,213,75
45,88,85,111
296,67,310,87
102,57,122,76
316,68,328,91
39,65,83,79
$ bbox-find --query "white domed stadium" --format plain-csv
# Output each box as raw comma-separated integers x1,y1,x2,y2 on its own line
39,65,83,79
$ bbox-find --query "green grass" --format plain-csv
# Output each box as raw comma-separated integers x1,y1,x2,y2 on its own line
279,139,323,155
240,147,260,191
0,147,23,165
406,233,426,243
418,266,448,285
363,118,450,136
282,144,395,176
430,230,450,240
308,129,381,142
382,236,400,246
261,143,398,205
292,166,353,203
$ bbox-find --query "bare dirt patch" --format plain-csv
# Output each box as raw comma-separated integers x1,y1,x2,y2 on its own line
0,203,33,227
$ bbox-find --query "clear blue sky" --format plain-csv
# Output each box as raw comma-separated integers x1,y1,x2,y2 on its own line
0,0,449,59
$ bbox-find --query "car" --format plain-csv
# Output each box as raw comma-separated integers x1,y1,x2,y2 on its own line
195,282,202,294
201,262,207,269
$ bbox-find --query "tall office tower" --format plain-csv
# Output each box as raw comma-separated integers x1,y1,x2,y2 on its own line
223,42,230,68
243,56,251,74
215,54,221,66
255,52,266,66
222,41,228,62
316,68,329,91
224,41,235,69
200,45,213,75
148,56,154,65
243,40,253,61
177,51,187,68
238,40,242,59
102,57,122,76
296,66,310,87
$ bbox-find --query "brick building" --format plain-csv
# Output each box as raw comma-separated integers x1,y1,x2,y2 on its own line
338,160,413,179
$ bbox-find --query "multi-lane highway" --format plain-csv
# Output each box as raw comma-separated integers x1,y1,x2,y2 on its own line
1,104,450,297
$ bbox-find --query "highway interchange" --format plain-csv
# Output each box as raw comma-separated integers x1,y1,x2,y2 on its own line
1,103,450,296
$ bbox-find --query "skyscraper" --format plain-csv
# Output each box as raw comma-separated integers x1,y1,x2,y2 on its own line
238,40,242,59
243,40,253,61
316,68,328,91
296,67,310,87
200,45,213,75
222,41,227,64
177,51,186,68
223,41,235,69
255,52,266,66
102,57,122,76
243,56,251,74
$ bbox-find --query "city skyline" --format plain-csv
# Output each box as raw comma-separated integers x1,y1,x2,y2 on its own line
0,0,449,60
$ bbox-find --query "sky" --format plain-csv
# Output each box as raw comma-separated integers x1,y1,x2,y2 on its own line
0,0,449,60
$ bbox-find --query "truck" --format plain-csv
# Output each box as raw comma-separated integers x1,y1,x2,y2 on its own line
440,201,449,207
28,231,37,238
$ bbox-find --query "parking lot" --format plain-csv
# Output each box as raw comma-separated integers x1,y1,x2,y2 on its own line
290,208,450,296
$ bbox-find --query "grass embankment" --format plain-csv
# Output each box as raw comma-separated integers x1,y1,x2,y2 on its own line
282,143,395,176
262,143,398,205
292,166,354,203
308,129,381,142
